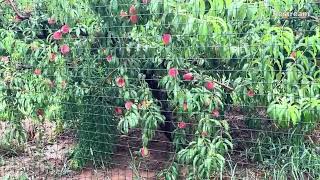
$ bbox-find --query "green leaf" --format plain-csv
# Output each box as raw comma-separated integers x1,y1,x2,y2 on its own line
199,0,206,18
193,155,200,169
110,0,118,13
199,22,208,44
185,18,195,35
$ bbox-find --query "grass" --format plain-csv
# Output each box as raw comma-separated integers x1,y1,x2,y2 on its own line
1,173,29,180
238,131,320,179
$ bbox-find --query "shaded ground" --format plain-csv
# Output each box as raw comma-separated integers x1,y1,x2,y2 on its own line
0,108,272,179
0,128,172,179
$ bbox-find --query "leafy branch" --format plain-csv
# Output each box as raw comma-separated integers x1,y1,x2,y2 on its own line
3,0,31,20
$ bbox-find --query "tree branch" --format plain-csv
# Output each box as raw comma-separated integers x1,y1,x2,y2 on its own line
212,79,234,91
5,0,31,20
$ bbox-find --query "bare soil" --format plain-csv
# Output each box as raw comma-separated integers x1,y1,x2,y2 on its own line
0,108,268,179
0,128,172,179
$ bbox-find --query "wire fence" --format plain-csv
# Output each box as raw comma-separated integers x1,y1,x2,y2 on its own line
0,0,320,179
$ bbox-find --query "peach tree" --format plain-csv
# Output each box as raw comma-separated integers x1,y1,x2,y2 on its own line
0,0,120,169
114,0,234,178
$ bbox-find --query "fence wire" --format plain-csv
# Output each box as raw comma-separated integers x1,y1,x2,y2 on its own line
0,0,320,179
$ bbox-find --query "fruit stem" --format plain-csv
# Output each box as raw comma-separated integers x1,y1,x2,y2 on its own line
212,79,234,91
104,68,118,82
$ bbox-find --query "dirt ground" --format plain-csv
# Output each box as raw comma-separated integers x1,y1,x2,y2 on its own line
0,128,172,179
0,108,266,180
